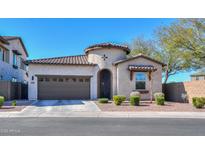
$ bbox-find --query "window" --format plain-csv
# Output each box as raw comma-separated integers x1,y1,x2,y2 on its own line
38,78,44,82
53,78,57,82
196,76,199,80
12,77,17,82
13,53,18,66
72,78,76,82
45,78,50,82
20,57,27,70
65,78,69,82
0,48,4,61
79,79,83,82
59,78,63,82
135,72,146,90
85,79,89,82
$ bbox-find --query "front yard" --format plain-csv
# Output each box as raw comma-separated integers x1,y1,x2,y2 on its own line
0,100,32,112
95,101,205,112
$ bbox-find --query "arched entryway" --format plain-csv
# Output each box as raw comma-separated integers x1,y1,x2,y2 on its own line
98,69,111,99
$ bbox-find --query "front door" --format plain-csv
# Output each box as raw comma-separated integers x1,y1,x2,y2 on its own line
99,69,111,99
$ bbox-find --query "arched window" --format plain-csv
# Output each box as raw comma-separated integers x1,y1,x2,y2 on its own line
135,72,146,90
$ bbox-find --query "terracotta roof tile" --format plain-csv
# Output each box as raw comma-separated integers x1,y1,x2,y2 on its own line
85,43,130,54
113,54,166,66
128,65,157,72
27,55,96,66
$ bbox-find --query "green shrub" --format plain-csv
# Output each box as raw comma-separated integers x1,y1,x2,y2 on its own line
130,91,140,97
130,96,140,106
192,97,205,109
0,96,5,108
11,100,17,106
98,98,108,104
154,92,165,105
154,92,165,98
113,95,126,106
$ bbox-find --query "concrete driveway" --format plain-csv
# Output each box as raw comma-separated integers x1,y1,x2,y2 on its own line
10,100,100,117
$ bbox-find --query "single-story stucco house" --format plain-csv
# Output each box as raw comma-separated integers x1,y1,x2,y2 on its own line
27,43,165,100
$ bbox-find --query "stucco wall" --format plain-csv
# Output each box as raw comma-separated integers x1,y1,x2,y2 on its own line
4,39,27,61
87,48,127,97
0,39,28,83
163,80,205,103
87,48,126,69
0,60,27,82
28,64,97,100
116,57,162,100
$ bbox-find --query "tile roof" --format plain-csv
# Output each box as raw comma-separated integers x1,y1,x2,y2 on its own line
85,43,130,54
0,36,9,44
2,36,29,57
191,70,205,76
113,54,166,66
128,65,157,72
27,55,96,66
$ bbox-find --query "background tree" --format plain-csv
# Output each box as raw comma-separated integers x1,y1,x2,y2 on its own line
130,37,157,57
157,18,205,68
130,19,205,83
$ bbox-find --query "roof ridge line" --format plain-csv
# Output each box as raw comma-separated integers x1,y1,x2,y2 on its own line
29,54,87,61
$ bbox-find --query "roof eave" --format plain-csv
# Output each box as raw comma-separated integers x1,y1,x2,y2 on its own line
0,36,9,44
3,37,29,57
113,54,166,67
28,62,97,66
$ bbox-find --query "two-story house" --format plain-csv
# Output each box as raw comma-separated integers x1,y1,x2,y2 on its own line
0,36,29,83
191,70,205,81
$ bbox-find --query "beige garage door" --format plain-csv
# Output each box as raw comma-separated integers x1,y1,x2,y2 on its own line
38,76,90,100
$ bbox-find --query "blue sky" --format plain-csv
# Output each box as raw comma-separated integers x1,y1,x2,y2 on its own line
0,18,195,82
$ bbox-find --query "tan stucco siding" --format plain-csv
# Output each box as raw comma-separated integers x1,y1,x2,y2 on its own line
87,48,126,69
116,57,162,100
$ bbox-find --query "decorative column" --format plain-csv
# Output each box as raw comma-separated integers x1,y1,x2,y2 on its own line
148,71,153,103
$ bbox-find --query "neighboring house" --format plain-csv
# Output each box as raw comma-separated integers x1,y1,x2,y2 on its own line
191,70,205,81
28,43,165,100
0,36,29,83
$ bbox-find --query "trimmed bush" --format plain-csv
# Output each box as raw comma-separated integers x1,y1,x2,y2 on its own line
98,98,109,104
113,95,126,106
154,92,165,105
0,96,5,108
130,96,140,106
192,97,205,109
11,100,17,106
130,91,140,97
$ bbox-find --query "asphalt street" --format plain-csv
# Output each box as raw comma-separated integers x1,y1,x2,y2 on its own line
0,117,205,136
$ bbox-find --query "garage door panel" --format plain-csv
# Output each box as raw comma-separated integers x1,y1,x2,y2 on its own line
38,76,90,100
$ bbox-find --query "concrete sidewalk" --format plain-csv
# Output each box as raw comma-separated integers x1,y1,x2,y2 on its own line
1,111,205,118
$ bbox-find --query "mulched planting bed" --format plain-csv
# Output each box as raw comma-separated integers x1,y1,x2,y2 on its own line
95,101,205,112
0,100,32,112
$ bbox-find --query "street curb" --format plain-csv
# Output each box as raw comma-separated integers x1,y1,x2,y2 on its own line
1,111,205,118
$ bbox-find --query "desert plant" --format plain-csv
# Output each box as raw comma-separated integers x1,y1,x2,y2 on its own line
98,98,108,104
192,97,205,109
130,96,140,106
113,95,126,105
130,91,140,97
0,96,5,108
11,100,17,106
154,92,165,105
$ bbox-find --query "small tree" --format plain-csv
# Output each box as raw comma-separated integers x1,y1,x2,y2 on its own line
130,37,192,83
130,37,157,57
